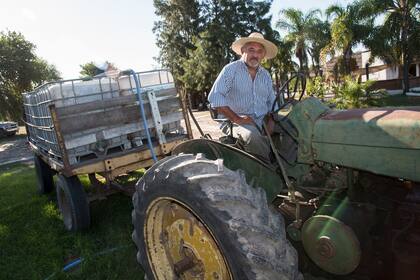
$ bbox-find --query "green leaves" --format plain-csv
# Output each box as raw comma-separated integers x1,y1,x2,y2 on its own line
322,2,375,76
359,0,420,92
275,8,324,72
153,0,275,97
0,31,60,122
331,76,384,109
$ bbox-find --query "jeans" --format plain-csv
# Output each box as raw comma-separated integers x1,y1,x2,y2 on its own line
221,122,271,163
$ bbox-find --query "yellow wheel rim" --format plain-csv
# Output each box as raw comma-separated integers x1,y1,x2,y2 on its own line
145,197,232,280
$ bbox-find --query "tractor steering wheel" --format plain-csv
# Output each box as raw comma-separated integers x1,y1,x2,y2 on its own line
271,72,306,113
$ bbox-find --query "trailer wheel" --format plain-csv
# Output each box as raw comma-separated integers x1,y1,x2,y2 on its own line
56,174,90,231
34,155,55,194
132,154,301,280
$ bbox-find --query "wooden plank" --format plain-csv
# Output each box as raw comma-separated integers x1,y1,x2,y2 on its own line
49,104,71,170
69,138,186,176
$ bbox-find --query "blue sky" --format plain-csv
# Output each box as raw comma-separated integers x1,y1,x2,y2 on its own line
0,0,351,78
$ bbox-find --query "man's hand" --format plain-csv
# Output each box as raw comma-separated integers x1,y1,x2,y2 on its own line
234,115,255,125
263,113,275,135
215,106,255,126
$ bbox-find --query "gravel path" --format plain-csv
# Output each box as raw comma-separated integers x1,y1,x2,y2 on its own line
0,127,32,166
187,110,223,139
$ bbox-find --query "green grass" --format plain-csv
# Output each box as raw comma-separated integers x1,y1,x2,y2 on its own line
0,163,145,280
369,94,420,107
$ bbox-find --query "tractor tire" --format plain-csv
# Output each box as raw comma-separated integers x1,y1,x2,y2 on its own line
56,174,90,231
34,155,55,194
132,154,301,280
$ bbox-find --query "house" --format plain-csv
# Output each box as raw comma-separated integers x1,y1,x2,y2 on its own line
323,50,420,90
360,50,420,83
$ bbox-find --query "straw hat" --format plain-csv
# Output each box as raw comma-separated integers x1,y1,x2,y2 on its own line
231,32,278,59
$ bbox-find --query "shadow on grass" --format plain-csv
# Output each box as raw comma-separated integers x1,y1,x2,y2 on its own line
0,164,145,280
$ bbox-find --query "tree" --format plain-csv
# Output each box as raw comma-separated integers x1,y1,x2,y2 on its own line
153,0,202,84
263,37,297,93
155,0,275,105
80,62,101,77
307,19,331,76
322,3,373,76
275,8,321,72
360,0,420,93
0,31,60,121
184,0,274,92
79,61,116,77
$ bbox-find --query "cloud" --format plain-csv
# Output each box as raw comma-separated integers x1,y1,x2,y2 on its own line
21,8,37,21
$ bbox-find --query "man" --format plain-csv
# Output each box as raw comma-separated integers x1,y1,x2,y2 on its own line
208,32,278,162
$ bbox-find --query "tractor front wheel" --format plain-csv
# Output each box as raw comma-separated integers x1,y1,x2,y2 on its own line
132,154,301,280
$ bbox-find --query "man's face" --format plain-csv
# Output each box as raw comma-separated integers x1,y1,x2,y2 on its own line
242,42,266,68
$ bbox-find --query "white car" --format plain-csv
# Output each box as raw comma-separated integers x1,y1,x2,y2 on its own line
0,121,19,137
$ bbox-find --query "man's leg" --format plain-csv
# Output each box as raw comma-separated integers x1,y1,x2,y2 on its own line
232,124,271,163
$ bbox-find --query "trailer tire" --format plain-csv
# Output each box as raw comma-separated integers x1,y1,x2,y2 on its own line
132,154,301,280
34,155,55,194
56,174,90,231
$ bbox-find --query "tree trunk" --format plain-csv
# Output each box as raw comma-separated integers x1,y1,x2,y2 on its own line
401,3,410,94
275,71,280,96
298,55,304,73
344,47,352,76
403,53,410,94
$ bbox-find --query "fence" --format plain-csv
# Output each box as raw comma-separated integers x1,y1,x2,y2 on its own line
369,77,420,90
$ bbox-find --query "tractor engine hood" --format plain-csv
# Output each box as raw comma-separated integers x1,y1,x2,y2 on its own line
312,107,420,182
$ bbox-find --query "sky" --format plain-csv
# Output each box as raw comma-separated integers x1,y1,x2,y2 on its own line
0,0,352,78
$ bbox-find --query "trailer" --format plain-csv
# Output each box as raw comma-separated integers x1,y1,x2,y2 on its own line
23,69,191,231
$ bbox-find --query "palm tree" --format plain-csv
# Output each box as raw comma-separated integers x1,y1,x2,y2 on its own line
275,8,321,72
273,39,298,89
322,3,373,75
360,0,420,93
307,19,331,77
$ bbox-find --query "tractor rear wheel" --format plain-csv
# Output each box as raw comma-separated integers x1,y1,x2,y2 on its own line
132,154,301,280
56,174,90,231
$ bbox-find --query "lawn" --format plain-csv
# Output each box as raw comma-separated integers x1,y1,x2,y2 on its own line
369,93,420,107
0,163,145,280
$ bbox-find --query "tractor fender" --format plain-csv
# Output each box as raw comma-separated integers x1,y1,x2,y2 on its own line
172,138,285,201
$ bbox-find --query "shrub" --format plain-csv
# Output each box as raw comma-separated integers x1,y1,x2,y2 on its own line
330,76,385,109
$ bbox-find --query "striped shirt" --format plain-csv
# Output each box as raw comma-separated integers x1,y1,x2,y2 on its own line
208,59,276,127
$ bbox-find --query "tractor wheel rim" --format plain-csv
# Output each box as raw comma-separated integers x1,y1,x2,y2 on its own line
144,197,232,280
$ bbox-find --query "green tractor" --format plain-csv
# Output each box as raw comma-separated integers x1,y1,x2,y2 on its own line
131,78,420,279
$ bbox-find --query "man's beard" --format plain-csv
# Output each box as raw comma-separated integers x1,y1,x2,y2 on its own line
247,58,260,68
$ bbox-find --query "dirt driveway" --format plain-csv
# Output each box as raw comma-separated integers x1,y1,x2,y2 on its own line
188,110,223,139
0,127,32,166
0,112,222,166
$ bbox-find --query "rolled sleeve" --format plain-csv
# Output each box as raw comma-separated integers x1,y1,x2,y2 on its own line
264,73,276,112
267,87,276,111
208,65,233,108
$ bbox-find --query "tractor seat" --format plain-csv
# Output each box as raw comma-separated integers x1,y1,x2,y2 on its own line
209,106,237,145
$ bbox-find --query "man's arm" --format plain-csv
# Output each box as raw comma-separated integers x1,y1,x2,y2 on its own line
215,106,254,125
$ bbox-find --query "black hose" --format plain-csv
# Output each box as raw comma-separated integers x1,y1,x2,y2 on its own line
186,94,212,139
